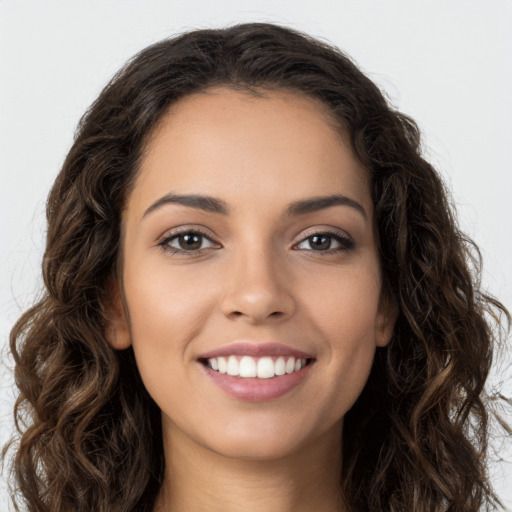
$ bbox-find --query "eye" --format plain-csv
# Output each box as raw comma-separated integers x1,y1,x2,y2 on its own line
295,231,354,252
159,230,219,254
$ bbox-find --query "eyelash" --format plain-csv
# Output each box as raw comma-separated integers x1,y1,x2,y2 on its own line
157,228,354,255
294,230,354,254
157,228,218,255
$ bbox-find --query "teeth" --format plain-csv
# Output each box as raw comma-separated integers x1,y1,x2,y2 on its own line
275,357,286,376
218,357,227,374
239,356,257,377
227,356,239,376
206,355,308,378
285,357,295,374
257,357,275,379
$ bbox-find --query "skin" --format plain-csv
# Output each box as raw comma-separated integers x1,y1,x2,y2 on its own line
107,87,395,512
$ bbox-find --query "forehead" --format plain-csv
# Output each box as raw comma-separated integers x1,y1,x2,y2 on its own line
129,87,370,216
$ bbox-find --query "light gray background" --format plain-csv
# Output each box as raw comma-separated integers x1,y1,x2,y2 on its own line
1,0,511,509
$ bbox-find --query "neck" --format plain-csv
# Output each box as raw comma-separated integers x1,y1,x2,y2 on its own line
154,419,345,512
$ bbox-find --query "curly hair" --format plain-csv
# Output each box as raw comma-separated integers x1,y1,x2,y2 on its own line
4,22,510,512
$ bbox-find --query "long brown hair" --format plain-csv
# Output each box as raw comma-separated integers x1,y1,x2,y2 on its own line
4,23,510,511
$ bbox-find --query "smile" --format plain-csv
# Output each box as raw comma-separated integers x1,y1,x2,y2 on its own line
198,343,315,401
205,355,308,378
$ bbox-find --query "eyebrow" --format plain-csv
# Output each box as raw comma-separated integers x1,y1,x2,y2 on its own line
143,192,366,220
143,193,230,217
286,195,367,220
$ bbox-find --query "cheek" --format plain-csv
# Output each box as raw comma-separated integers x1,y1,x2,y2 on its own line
122,266,221,428
301,265,381,407
305,263,382,343
122,260,218,377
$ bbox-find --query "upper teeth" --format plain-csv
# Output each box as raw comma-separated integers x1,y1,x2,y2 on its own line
208,355,307,379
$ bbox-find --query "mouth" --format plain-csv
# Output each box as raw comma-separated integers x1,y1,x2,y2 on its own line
199,355,313,379
197,342,316,401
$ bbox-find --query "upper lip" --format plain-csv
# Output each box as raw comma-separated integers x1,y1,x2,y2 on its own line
198,342,314,360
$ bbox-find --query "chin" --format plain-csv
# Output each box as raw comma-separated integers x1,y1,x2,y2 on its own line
196,413,341,463
208,434,308,462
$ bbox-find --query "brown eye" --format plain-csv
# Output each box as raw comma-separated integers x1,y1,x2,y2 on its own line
295,232,354,252
177,233,203,250
308,235,332,251
161,231,218,253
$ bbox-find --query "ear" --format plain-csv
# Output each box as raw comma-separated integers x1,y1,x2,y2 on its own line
104,278,132,350
375,294,398,348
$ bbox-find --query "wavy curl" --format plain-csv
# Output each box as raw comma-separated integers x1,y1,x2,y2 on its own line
4,23,510,512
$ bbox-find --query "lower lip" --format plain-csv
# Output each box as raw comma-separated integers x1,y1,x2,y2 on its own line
200,363,313,402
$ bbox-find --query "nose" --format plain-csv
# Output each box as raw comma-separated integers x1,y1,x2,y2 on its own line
220,247,296,324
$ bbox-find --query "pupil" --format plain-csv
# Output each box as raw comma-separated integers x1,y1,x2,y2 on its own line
179,234,202,250
310,235,331,250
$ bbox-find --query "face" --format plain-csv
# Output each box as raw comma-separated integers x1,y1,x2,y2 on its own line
109,87,394,461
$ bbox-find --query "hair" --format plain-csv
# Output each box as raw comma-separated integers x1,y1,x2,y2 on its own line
4,22,510,512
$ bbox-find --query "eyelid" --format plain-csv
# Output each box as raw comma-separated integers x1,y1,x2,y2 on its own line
157,226,221,253
292,227,354,251
155,225,353,254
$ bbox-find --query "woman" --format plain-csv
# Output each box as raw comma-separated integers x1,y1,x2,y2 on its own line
5,22,510,512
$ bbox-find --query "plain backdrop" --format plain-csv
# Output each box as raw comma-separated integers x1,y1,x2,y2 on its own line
1,0,511,509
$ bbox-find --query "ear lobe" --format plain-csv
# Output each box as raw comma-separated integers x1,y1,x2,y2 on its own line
375,295,398,348
105,278,132,350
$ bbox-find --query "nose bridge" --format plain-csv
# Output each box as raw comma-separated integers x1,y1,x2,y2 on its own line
221,237,295,323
